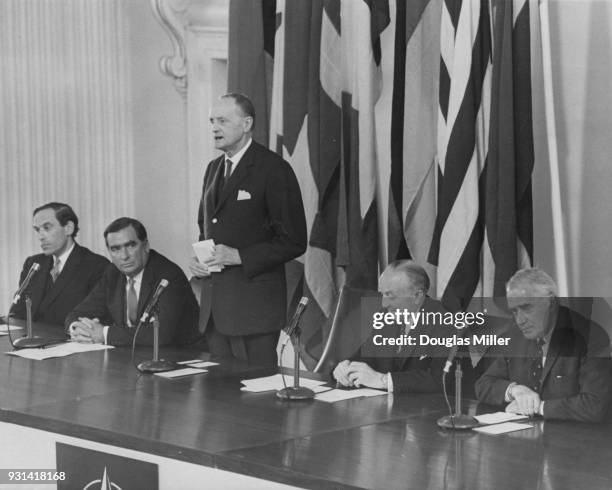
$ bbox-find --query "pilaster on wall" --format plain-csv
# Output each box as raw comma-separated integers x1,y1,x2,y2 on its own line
150,0,228,242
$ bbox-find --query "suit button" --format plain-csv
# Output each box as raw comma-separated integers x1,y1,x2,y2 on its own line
212,218,218,224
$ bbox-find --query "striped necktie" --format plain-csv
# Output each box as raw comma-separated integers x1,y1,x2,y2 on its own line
127,278,138,326
50,258,61,282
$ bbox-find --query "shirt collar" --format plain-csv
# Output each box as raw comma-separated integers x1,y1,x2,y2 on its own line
126,269,144,286
226,137,252,166
54,242,75,268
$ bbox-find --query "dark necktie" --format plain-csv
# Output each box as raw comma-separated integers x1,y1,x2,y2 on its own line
127,278,138,326
529,339,545,392
223,158,233,188
50,258,61,282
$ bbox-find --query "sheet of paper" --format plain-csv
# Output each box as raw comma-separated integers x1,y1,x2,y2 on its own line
473,422,533,435
177,360,219,368
154,367,207,378
314,388,388,403
0,325,23,332
240,373,327,393
6,342,113,360
474,412,529,425
192,240,222,272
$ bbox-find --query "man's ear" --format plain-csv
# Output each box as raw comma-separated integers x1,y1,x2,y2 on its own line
64,220,75,236
243,116,254,133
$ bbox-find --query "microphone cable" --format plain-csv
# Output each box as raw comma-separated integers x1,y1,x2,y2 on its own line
441,368,455,429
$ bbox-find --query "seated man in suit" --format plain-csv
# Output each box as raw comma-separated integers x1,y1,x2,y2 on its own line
10,202,108,326
66,217,199,346
333,260,455,393
476,268,612,422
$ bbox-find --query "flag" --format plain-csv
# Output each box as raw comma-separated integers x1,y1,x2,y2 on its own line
227,0,276,145
430,0,534,310
429,0,492,310
336,0,389,289
485,0,534,297
269,0,341,368
388,0,441,289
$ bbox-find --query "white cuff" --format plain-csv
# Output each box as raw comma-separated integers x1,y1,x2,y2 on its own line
505,382,517,402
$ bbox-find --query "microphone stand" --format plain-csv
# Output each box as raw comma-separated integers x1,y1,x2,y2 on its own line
137,309,177,373
13,296,47,349
277,324,315,400
437,361,478,429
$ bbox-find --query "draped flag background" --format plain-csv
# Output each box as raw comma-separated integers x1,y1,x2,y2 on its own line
227,0,536,365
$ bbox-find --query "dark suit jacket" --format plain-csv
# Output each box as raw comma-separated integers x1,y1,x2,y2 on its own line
65,250,199,347
197,140,307,336
12,243,108,326
350,298,459,394
475,305,612,422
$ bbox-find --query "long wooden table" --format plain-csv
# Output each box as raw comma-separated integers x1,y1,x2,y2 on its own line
0,325,611,489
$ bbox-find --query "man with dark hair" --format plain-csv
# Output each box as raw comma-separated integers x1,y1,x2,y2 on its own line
190,92,307,366
476,268,612,422
10,202,108,326
66,217,199,346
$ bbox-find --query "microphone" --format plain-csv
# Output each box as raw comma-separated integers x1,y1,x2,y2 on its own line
285,297,309,337
139,279,169,324
277,296,313,400
12,263,41,305
443,324,470,373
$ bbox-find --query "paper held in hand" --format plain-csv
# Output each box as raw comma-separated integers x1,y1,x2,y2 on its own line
192,239,222,272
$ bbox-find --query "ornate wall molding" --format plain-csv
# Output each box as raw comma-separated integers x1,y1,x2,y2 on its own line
150,0,228,96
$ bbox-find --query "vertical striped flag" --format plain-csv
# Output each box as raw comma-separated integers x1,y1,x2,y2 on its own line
388,0,441,289
485,0,534,297
429,0,492,310
430,0,533,310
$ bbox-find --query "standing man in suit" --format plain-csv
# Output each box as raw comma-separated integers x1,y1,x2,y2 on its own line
333,261,455,393
10,202,108,327
66,217,199,346
476,268,612,422
190,93,307,366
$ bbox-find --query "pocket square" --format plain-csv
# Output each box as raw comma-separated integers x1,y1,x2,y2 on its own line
237,190,251,200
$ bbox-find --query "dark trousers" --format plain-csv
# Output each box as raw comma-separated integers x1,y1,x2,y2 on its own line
205,317,279,367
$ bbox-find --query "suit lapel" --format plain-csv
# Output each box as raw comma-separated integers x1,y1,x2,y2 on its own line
40,244,83,308
137,258,156,320
201,156,224,239
215,145,254,211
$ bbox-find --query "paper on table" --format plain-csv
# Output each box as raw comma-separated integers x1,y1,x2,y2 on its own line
473,422,533,435
177,360,219,368
241,383,331,394
314,388,388,403
240,373,327,392
6,342,113,360
192,240,222,272
474,412,529,425
0,325,23,332
154,367,207,378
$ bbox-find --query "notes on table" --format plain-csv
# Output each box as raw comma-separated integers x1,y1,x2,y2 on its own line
6,342,113,360
154,367,207,378
314,388,388,403
177,360,219,368
0,324,23,336
192,239,222,272
474,412,529,425
473,422,533,435
240,374,327,393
